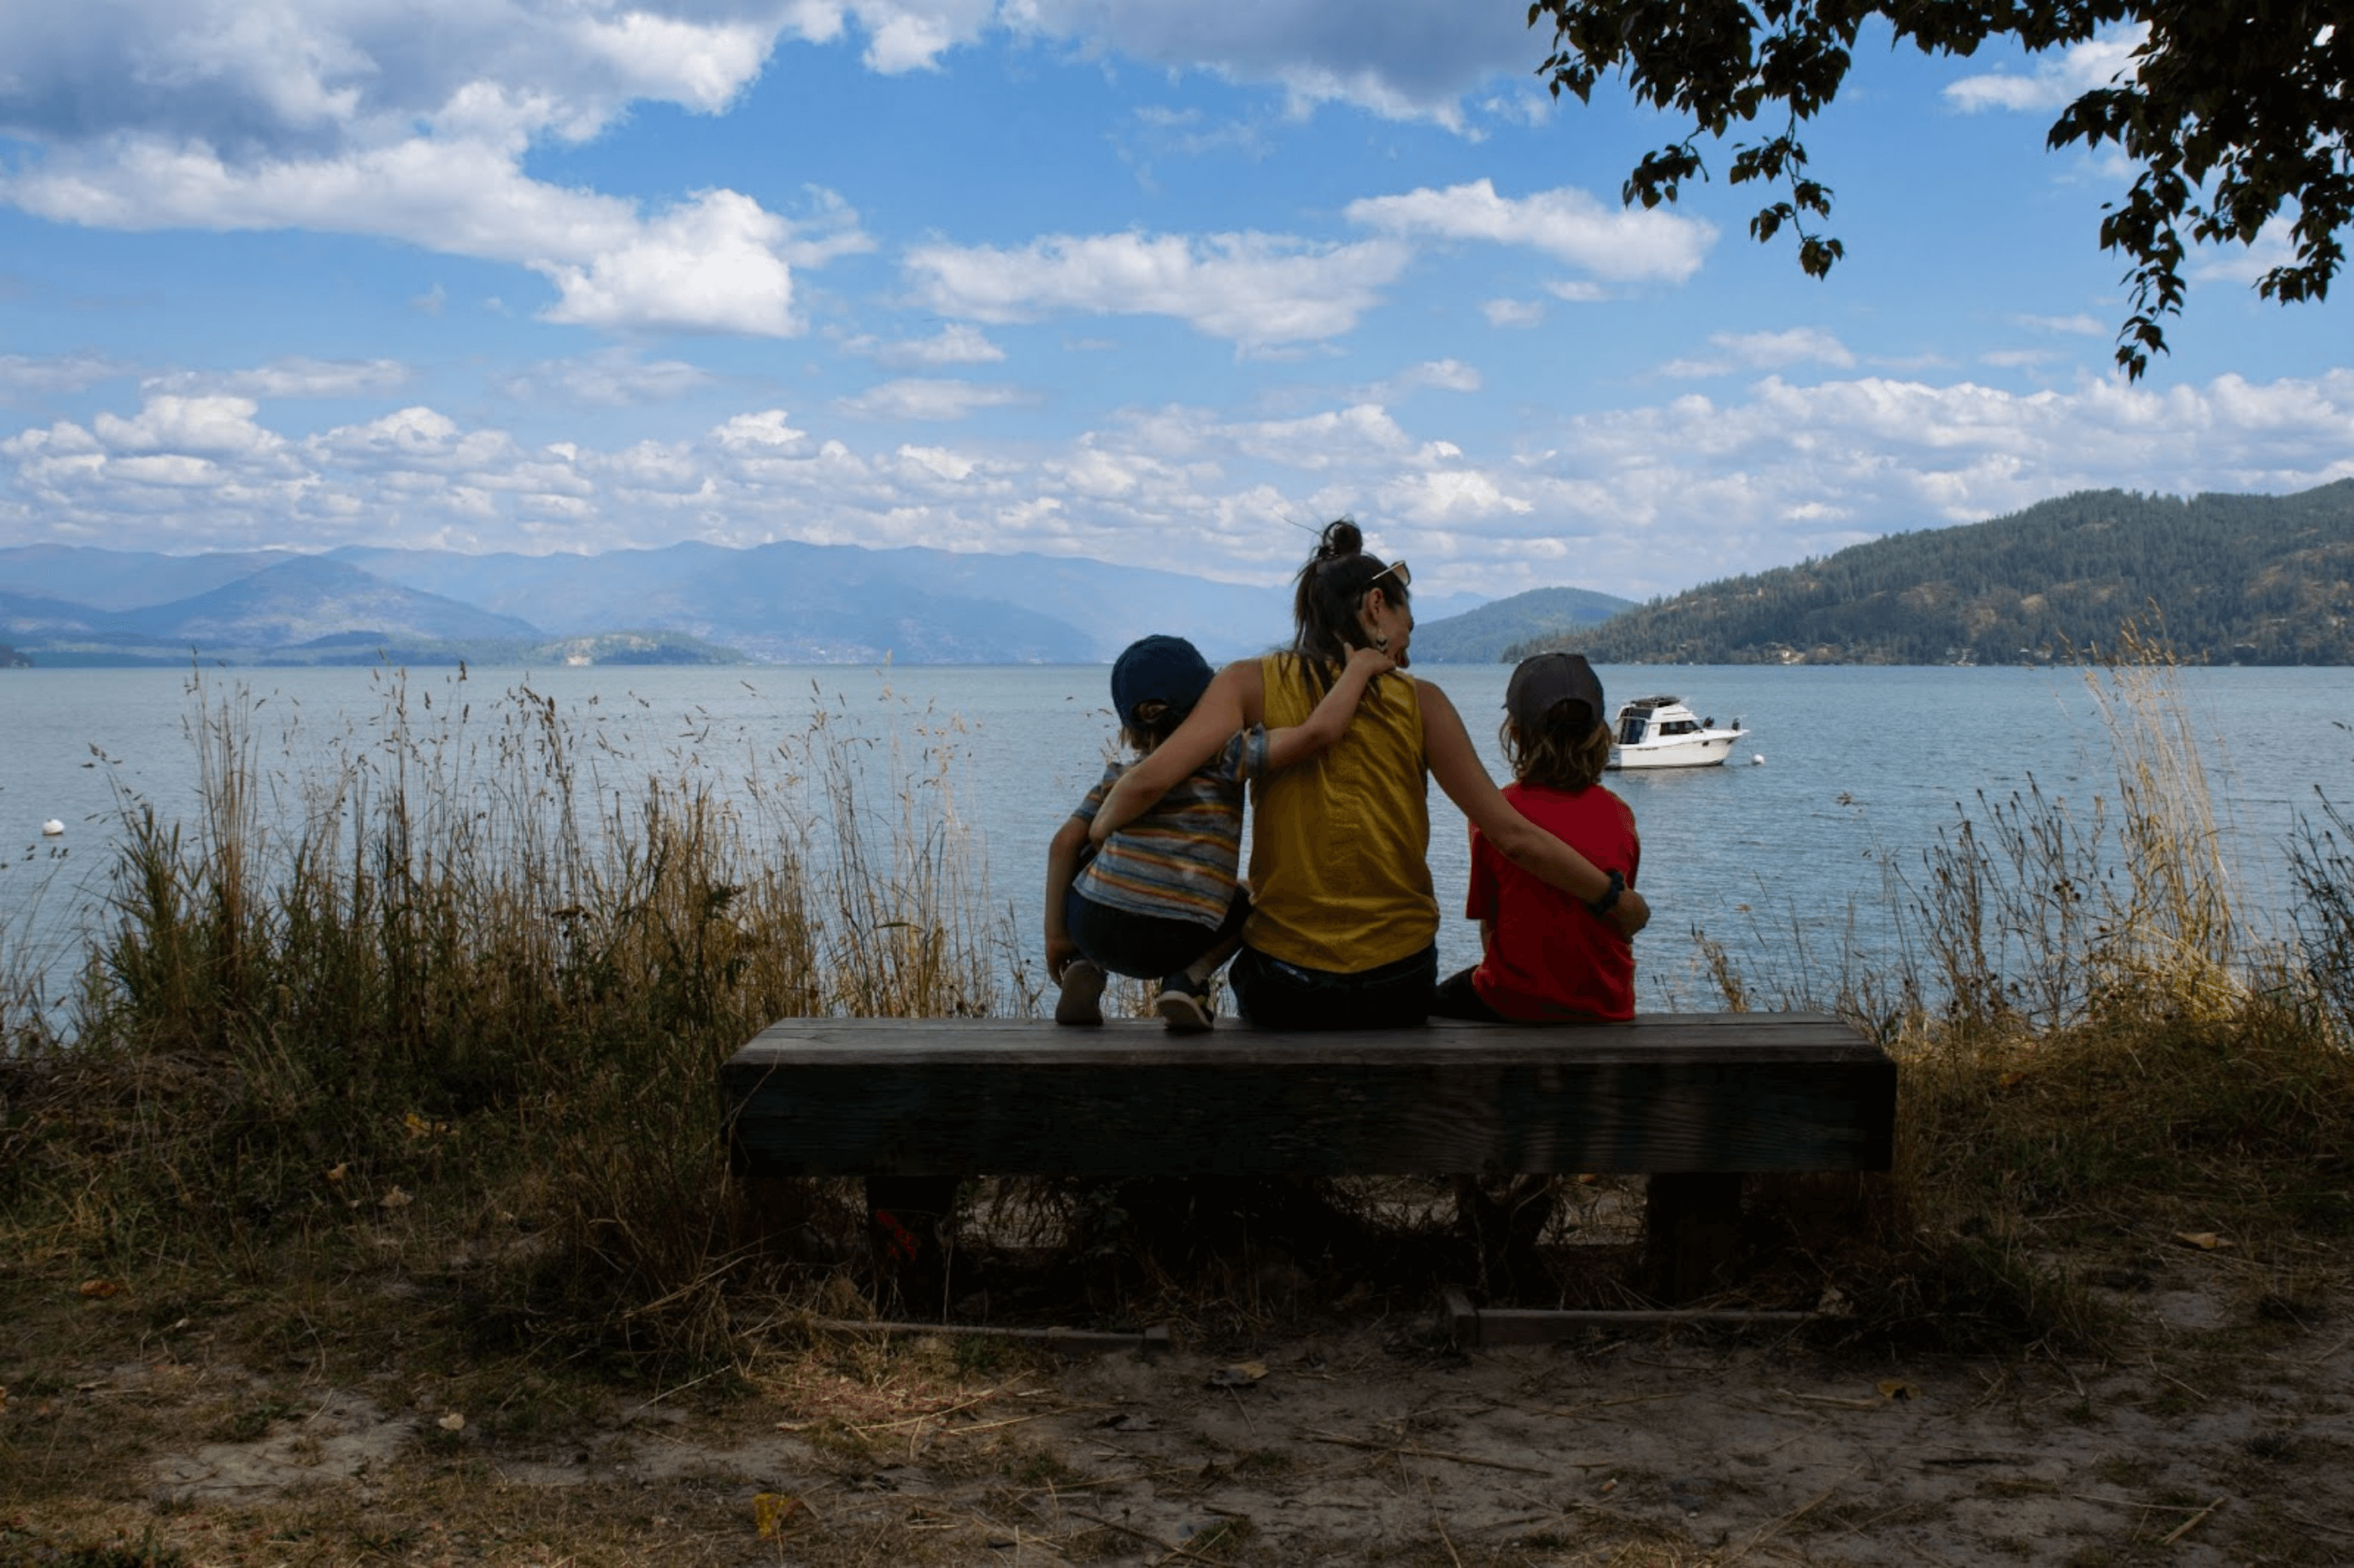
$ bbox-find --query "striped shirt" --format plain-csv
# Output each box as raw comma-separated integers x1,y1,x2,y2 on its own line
1070,726,1271,929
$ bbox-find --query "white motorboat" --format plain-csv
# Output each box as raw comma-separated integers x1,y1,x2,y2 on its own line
1607,695,1748,770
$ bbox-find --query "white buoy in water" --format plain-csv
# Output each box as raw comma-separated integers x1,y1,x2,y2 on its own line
41,819,65,836
1751,755,1766,766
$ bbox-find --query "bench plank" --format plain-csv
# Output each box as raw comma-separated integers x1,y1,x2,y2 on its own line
722,1012,1894,1179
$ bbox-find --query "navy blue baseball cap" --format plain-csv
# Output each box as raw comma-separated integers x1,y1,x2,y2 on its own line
1111,635,1212,730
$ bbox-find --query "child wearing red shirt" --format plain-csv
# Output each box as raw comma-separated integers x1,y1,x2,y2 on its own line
1432,651,1638,1022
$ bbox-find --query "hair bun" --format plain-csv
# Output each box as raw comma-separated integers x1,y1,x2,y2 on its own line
1315,518,1363,561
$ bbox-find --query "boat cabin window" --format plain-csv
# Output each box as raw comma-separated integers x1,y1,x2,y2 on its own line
1660,719,1696,736
1617,713,1648,745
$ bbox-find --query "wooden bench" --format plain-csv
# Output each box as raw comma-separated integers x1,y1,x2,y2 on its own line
720,1011,1896,1308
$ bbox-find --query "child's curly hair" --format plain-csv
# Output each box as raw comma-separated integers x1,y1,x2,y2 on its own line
1501,710,1613,792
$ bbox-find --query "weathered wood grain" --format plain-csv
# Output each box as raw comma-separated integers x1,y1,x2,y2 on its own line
722,1012,1895,1179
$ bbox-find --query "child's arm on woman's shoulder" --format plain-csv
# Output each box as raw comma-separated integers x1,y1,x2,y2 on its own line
1264,644,1393,770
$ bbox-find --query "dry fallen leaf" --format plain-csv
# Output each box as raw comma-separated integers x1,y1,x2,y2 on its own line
1599,1478,1618,1494
77,1279,124,1300
1206,1361,1267,1388
325,1163,348,1183
438,1412,466,1432
380,1186,413,1213
1997,1070,2029,1091
753,1492,810,1539
2175,1231,2230,1251
1877,1380,1922,1402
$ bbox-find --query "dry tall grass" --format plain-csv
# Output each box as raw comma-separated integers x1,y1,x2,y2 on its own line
0,671,1036,1369
1760,633,2354,1345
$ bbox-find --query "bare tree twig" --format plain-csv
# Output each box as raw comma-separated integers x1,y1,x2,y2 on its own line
2161,1496,2227,1547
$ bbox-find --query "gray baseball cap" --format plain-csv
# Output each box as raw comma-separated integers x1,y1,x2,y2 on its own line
1505,651,1606,738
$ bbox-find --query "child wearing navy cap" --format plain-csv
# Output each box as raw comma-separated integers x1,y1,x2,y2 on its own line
1431,651,1639,1022
1045,633,1390,1030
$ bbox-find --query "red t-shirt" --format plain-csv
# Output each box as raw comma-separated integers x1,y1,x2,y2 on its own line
1466,780,1638,1022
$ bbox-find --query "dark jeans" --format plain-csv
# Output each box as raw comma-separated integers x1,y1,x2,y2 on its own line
1228,943,1437,1030
1067,885,1249,981
1429,964,1508,1022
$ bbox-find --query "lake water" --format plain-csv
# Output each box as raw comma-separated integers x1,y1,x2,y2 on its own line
4,662,2349,1013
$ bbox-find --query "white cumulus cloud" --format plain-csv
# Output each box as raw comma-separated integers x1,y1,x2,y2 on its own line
93,394,291,460
0,1,872,337
845,322,1009,367
497,351,716,408
2013,313,2108,337
535,190,804,335
143,358,413,399
1657,328,1857,379
1945,27,2146,113
7,368,2352,596
1347,179,1715,283
0,353,136,404
1365,359,1482,399
836,378,1031,420
1507,370,2354,593
904,230,1412,346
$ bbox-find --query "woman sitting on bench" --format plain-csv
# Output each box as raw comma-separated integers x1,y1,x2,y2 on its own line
1088,519,1649,1030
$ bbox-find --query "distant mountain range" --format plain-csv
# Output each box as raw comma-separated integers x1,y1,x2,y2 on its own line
1514,480,2354,666
13,482,2351,669
0,538,1502,667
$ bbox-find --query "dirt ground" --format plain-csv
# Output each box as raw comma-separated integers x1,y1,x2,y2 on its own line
7,1227,2352,1568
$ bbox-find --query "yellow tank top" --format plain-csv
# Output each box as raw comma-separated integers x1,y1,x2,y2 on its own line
1244,653,1436,972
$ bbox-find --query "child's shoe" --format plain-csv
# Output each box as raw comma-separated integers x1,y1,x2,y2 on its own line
1055,958,1106,1026
1154,974,1215,1033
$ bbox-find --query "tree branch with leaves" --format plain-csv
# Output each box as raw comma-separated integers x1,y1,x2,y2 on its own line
1527,0,2354,377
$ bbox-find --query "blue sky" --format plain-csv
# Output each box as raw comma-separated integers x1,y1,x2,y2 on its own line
1,1,2347,602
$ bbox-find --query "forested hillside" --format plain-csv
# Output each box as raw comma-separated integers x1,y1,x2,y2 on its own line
1412,585,1632,663
1518,482,2354,666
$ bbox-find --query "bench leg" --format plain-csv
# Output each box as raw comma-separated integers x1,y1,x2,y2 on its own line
1454,1175,1558,1297
1643,1174,1744,1303
866,1175,959,1321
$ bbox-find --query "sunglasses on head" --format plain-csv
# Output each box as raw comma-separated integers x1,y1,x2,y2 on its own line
1365,559,1410,592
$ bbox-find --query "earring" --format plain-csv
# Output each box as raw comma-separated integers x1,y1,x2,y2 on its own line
1371,632,1390,652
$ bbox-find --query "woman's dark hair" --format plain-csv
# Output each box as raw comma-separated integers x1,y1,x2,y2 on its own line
1501,710,1614,792
1290,519,1408,699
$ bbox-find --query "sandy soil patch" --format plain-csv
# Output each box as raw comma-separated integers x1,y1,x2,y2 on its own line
8,1256,2350,1567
